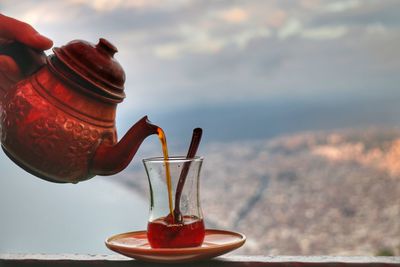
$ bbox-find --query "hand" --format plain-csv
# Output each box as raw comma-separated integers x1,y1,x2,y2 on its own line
0,14,53,90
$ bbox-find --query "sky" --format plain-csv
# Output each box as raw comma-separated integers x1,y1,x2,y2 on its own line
1,0,399,120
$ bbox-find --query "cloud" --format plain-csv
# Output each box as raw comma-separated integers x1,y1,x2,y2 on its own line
0,0,75,25
265,9,288,28
152,23,271,59
218,7,249,24
310,0,400,28
1,0,399,115
324,0,361,13
67,0,192,12
153,27,225,59
301,26,348,39
278,18,303,39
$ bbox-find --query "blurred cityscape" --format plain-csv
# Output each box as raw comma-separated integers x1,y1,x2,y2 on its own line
118,128,400,256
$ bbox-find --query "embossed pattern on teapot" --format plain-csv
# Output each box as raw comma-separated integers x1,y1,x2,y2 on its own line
0,39,159,183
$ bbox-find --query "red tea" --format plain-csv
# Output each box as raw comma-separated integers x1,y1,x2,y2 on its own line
147,216,205,248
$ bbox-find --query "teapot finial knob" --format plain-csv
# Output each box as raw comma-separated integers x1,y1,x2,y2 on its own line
96,38,118,57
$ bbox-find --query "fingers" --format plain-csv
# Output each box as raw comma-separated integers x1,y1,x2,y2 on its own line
15,26,53,50
0,14,53,50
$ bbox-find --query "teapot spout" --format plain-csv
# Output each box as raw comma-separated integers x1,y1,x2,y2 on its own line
90,116,159,176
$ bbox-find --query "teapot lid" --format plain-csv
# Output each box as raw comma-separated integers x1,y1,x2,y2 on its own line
51,38,126,102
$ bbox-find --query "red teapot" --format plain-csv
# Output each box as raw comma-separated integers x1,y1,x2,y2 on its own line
0,39,159,183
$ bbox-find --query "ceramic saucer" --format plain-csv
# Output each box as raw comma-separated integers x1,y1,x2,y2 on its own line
105,229,246,263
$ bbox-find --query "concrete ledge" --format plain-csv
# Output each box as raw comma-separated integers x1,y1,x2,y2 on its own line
1,254,400,266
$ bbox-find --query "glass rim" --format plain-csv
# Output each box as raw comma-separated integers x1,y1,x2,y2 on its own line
143,156,203,163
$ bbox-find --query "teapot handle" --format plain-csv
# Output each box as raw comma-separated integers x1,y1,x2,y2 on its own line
0,41,47,77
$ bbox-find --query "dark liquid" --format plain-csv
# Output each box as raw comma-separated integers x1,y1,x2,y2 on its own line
147,216,205,248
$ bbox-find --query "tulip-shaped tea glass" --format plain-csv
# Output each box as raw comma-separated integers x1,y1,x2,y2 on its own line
143,156,205,248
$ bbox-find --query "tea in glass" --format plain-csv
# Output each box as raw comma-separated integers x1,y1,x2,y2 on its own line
143,156,205,248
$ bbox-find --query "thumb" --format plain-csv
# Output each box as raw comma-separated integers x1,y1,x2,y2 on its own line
0,55,21,80
0,55,22,88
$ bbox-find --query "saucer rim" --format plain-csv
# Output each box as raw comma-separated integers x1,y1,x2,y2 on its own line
105,228,246,254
